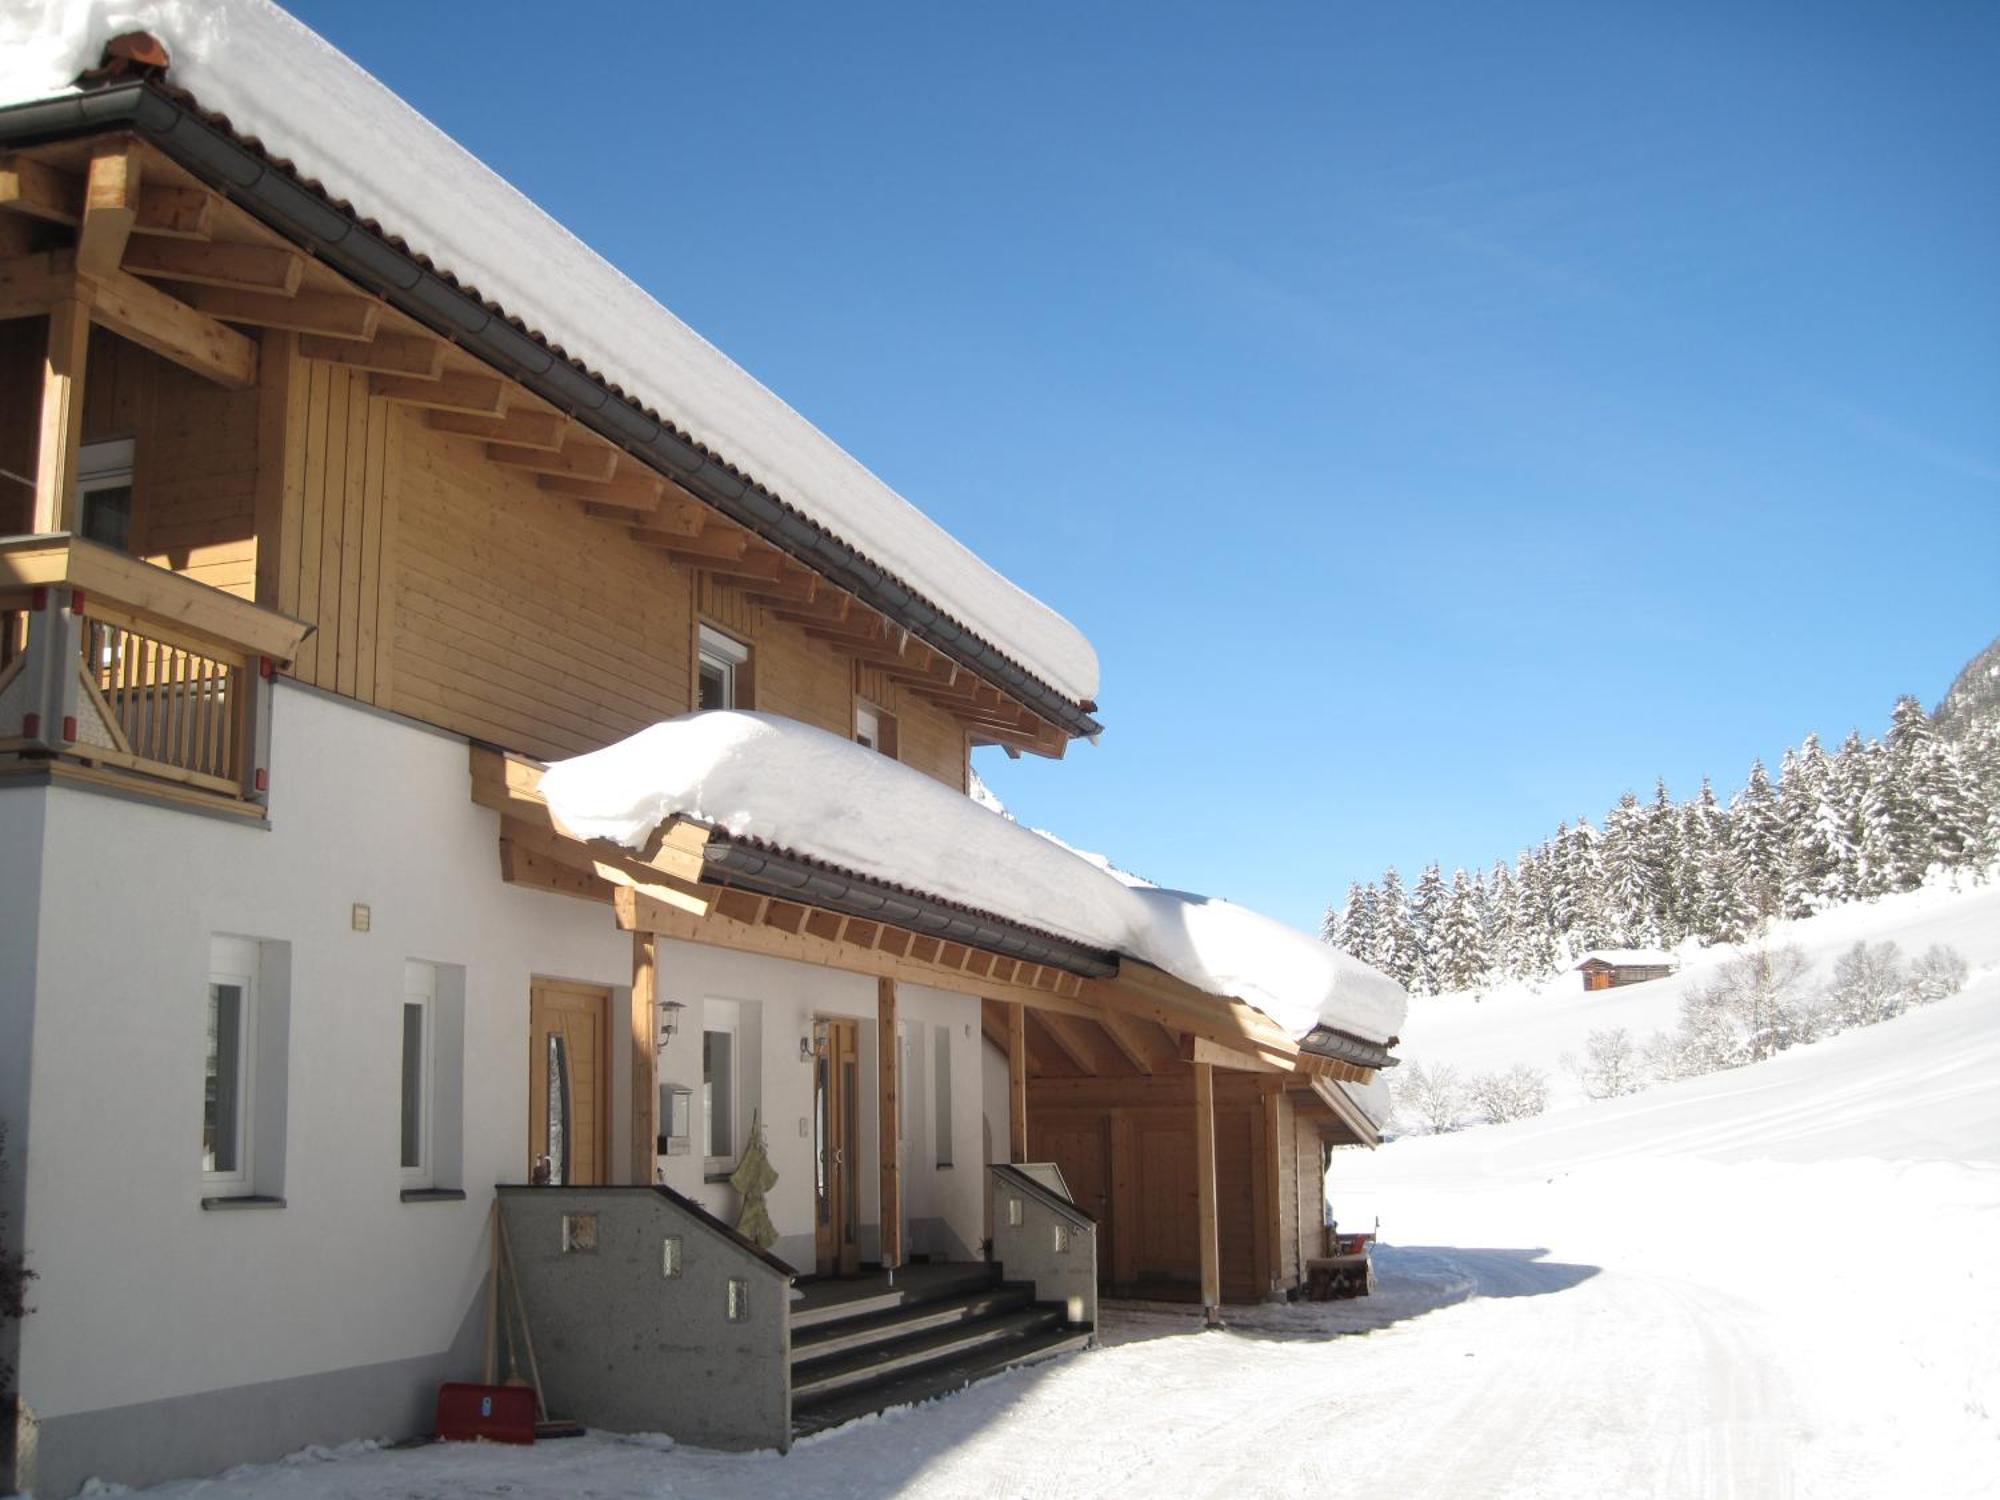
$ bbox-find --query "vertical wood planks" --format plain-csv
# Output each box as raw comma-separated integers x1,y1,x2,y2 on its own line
1194,1060,1222,1322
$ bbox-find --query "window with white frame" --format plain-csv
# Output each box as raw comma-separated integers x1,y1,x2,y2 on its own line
703,999,739,1177
399,962,436,1187
697,624,751,711
78,436,135,552
203,936,260,1192
855,701,898,759
934,1024,954,1168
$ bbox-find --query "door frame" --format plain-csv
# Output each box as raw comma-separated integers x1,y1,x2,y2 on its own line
527,976,612,1186
813,1015,862,1276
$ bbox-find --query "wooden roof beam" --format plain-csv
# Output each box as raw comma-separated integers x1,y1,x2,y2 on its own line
133,185,214,241
430,408,569,451
77,139,141,278
487,437,618,481
541,471,667,515
186,286,381,341
124,237,305,295
298,330,445,378
372,370,508,415
0,154,75,223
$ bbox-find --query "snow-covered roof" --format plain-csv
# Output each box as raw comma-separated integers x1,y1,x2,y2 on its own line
0,0,1100,711
539,714,1408,1049
1575,950,1679,970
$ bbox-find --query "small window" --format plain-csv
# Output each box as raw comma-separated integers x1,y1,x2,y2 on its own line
399,962,436,1186
697,624,750,711
703,1001,739,1176
204,938,258,1190
855,701,898,759
78,437,135,552
934,1025,953,1169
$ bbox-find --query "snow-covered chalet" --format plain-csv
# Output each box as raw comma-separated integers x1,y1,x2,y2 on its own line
0,4,1406,1492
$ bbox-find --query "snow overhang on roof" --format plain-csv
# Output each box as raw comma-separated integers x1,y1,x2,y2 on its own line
537,713,1410,1054
0,1,1103,739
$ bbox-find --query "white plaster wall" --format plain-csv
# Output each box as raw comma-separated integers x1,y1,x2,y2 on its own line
16,683,636,1421
650,946,985,1268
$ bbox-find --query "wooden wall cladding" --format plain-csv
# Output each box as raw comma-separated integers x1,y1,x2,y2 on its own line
81,326,260,599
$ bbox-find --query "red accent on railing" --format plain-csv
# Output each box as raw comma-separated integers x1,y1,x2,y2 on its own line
61,715,77,743
31,586,47,611
254,767,269,792
68,588,86,616
22,713,40,738
260,656,276,681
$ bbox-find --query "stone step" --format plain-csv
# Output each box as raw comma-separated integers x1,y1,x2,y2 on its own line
791,1285,1036,1365
791,1305,1066,1404
791,1324,1093,1438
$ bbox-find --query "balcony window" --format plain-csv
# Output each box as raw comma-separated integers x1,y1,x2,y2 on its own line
78,437,135,552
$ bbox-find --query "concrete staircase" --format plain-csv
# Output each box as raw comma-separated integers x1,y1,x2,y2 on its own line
789,1264,1090,1437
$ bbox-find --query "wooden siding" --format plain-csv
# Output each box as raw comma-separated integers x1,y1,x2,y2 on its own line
1275,1088,1300,1289
1031,1070,1276,1303
81,326,261,599
266,367,972,785
11,319,978,787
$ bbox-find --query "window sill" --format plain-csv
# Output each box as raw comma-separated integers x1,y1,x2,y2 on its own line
400,1187,467,1204
200,1194,285,1211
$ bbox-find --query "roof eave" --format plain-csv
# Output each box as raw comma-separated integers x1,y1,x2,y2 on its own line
0,82,1103,741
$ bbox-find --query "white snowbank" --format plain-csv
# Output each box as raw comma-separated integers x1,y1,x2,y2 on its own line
0,0,1100,708
538,713,1408,1046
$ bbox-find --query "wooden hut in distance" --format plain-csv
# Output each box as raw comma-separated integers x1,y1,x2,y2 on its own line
1575,950,1680,992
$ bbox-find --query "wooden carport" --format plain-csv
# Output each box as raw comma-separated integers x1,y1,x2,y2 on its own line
471,745,1386,1323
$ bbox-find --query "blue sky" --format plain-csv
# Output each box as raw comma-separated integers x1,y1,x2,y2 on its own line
292,1,1998,931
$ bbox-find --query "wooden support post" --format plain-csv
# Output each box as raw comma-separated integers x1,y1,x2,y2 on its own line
34,295,90,532
1006,1001,1028,1162
1194,1060,1222,1326
1263,1081,1285,1294
631,933,659,1184
878,977,902,1271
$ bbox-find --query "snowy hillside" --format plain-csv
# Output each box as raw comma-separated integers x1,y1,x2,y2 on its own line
1333,940,2000,1498
1392,875,2000,1113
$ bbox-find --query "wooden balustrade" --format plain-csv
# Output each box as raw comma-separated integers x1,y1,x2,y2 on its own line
0,535,312,811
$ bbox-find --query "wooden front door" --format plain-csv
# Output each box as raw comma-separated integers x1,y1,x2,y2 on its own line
1038,1119,1113,1282
528,978,610,1186
813,1017,861,1276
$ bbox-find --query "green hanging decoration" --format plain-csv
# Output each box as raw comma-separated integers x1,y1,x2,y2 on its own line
730,1109,780,1250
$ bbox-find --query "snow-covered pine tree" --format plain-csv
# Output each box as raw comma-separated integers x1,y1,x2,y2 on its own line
1512,846,1560,979
1778,734,1841,918
1731,759,1786,920
1645,777,1685,944
1375,867,1419,987
1409,863,1448,995
1600,792,1653,946
1487,858,1521,978
1435,868,1490,991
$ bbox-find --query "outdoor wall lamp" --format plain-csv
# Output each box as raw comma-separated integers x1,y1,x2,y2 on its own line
656,999,685,1050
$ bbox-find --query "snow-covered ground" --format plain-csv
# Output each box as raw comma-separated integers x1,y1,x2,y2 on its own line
80,886,2000,1499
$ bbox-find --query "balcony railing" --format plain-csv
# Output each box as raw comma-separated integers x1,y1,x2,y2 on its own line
0,535,312,810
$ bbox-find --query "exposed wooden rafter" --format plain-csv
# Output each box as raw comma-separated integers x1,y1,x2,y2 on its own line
298,330,445,378
123,236,305,295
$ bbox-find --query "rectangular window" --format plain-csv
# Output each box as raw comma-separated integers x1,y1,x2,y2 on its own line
703,1000,739,1175
78,436,135,552
856,700,899,758
400,962,436,1185
204,936,260,1191
934,1025,954,1168
697,624,751,711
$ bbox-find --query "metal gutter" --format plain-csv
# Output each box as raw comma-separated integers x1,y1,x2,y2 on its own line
0,84,1103,742
1296,1024,1398,1072
699,833,1121,980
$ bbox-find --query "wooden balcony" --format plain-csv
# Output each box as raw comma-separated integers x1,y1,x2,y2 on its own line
0,535,312,815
